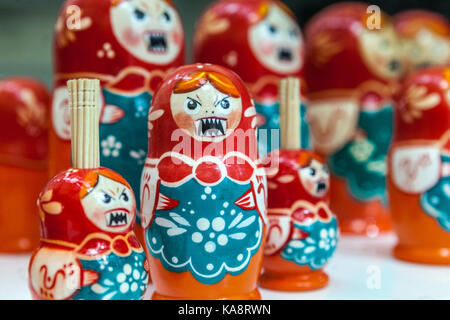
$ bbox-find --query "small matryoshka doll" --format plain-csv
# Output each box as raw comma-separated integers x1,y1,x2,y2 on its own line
388,67,450,264
49,0,185,229
140,64,267,299
193,0,309,157
394,10,450,74
304,2,405,235
0,77,49,252
260,78,338,291
29,79,148,300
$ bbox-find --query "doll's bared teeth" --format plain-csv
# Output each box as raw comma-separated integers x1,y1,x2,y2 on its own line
278,48,293,62
106,211,128,227
317,181,327,193
147,32,167,53
195,117,227,137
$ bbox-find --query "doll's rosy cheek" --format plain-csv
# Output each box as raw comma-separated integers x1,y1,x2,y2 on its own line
122,28,141,47
303,179,315,194
260,40,275,56
171,30,182,48
174,112,194,130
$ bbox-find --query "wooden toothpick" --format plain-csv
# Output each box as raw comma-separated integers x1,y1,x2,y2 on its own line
67,78,100,169
279,77,301,150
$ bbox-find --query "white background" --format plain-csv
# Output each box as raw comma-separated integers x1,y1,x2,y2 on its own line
2,233,449,300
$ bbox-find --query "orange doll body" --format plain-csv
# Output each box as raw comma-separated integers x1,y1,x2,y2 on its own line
0,78,49,252
140,64,267,299
388,67,450,264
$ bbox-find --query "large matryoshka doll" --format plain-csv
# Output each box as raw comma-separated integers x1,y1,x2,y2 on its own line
49,0,185,226
193,0,309,157
394,10,450,74
140,64,267,299
388,67,450,264
29,79,148,300
0,77,49,252
304,3,404,235
260,78,338,291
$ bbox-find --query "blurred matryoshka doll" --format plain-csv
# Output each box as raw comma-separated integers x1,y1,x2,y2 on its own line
394,10,450,73
140,64,267,299
260,78,338,291
29,79,149,300
49,0,185,228
0,77,49,252
388,67,450,264
304,3,405,235
193,0,309,157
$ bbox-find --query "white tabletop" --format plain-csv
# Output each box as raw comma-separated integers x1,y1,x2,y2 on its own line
1,233,449,300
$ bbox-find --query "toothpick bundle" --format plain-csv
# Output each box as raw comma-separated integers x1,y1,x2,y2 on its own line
67,78,100,169
279,77,301,150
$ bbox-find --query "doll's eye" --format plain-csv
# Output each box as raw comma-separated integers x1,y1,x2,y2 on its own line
216,96,232,114
103,193,112,204
120,192,129,202
133,8,146,20
184,98,201,114
268,24,277,34
309,168,316,176
162,11,171,22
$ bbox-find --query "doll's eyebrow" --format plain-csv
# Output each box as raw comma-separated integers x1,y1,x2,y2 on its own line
188,96,202,105
101,189,117,198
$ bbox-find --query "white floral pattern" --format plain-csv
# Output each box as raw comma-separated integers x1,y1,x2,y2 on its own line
101,135,122,158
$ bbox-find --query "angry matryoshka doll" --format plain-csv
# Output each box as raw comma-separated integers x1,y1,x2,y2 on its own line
193,0,309,157
49,0,185,228
0,77,49,252
304,2,405,235
29,168,149,299
140,64,267,299
394,10,450,74
388,67,450,264
261,149,338,290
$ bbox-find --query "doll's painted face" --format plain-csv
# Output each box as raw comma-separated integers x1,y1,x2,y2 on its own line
110,0,183,64
359,25,404,80
298,159,329,198
170,72,243,141
248,4,303,74
81,174,135,233
401,30,450,71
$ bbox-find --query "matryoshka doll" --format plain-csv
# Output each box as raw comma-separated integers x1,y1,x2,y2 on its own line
260,78,338,291
49,0,185,231
304,3,404,235
193,0,309,157
0,77,49,252
140,64,267,299
394,10,450,74
388,67,450,264
29,79,148,300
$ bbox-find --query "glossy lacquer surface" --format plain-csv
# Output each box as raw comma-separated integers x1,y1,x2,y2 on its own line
388,67,450,264
260,150,338,291
28,167,148,299
49,0,185,234
193,0,310,156
140,64,267,299
304,2,405,235
0,77,49,252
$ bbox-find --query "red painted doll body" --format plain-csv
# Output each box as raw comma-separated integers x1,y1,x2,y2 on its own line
304,3,405,235
394,10,450,73
260,150,337,290
49,0,185,236
388,67,450,264
193,0,310,156
0,77,49,252
140,64,267,299
28,168,149,299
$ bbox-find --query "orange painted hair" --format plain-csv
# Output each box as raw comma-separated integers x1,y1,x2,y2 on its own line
173,71,240,98
253,1,296,24
398,16,449,37
297,151,324,168
111,0,174,8
80,169,131,199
